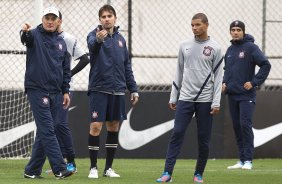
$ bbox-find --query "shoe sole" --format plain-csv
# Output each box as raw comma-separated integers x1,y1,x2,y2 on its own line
156,178,172,182
103,175,120,178
227,167,242,169
88,176,99,179
55,172,73,179
24,174,43,179
242,168,252,170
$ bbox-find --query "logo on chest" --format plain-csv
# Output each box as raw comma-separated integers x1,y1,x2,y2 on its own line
239,51,245,58
203,46,213,56
118,40,123,47
58,43,63,51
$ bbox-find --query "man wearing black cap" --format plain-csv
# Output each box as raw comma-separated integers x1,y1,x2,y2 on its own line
21,6,73,179
222,20,271,170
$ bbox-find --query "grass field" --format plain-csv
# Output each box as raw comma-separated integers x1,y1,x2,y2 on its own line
0,158,282,184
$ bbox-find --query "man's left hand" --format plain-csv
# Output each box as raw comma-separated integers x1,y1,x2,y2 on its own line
131,93,139,105
210,107,220,115
63,93,70,109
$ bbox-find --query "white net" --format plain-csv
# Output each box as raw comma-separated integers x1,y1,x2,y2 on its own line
0,90,35,158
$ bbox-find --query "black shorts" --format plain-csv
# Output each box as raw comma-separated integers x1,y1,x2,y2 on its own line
89,91,126,122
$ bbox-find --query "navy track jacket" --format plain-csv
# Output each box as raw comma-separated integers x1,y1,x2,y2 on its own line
87,26,138,94
223,34,271,100
21,24,71,94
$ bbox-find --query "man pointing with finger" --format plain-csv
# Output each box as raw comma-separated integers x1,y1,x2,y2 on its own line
21,6,73,179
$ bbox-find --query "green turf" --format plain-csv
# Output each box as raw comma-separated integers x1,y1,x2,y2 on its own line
0,158,282,184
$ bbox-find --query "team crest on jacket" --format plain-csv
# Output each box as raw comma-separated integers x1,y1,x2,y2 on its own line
92,111,98,119
42,97,49,105
203,46,213,56
58,43,63,50
118,40,123,47
239,51,245,58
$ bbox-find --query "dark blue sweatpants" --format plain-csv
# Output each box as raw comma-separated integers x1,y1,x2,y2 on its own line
228,95,255,162
55,92,75,160
25,89,66,175
164,101,213,176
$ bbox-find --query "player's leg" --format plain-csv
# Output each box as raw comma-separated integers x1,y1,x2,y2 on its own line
194,102,213,183
89,122,103,167
103,94,126,177
156,101,194,182
227,96,244,169
24,130,46,178
88,92,107,178
53,92,76,172
103,121,120,177
239,100,255,170
25,90,71,178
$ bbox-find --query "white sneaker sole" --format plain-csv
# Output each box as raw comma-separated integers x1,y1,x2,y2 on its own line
227,166,242,169
88,175,99,179
242,167,252,170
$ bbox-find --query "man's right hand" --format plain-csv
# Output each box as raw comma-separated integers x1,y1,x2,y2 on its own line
169,103,177,110
222,83,227,93
22,23,31,32
96,28,108,43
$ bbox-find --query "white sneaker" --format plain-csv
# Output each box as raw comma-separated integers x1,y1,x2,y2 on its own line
227,161,243,169
242,161,253,170
88,167,98,179
103,168,120,177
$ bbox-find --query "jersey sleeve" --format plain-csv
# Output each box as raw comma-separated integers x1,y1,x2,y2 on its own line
169,45,184,104
72,39,86,61
211,46,224,108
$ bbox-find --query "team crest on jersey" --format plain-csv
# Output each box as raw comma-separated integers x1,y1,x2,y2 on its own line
239,51,245,58
203,46,213,56
92,111,98,119
58,43,63,50
118,40,123,47
42,97,49,105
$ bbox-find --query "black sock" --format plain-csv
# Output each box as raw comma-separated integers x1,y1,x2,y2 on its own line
194,159,207,176
88,134,99,169
105,131,118,171
66,156,75,165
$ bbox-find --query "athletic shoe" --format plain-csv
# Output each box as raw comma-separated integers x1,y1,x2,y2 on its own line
67,162,77,173
54,169,73,179
24,173,43,179
88,167,98,179
227,161,243,169
103,168,120,177
193,173,203,183
242,161,253,170
156,172,172,182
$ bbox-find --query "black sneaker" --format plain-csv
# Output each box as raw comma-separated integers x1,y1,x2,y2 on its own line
24,173,43,179
54,169,73,179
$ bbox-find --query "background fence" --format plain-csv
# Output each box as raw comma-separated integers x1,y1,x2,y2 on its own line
0,0,281,158
0,0,281,91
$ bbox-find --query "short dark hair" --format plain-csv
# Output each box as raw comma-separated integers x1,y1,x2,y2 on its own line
192,13,208,23
98,4,116,18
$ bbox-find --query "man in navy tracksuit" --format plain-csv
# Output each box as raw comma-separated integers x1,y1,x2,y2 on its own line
21,7,73,179
86,5,139,179
222,20,271,170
